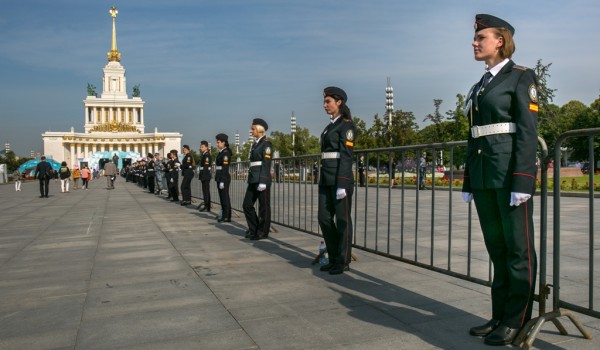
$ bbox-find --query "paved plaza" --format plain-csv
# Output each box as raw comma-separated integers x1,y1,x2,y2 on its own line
0,178,599,349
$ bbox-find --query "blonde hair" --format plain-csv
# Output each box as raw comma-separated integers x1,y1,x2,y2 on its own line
254,124,265,135
492,27,516,59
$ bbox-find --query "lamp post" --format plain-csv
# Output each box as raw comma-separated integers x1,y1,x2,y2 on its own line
290,111,297,157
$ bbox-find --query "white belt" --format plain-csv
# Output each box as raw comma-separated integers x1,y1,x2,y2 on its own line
471,122,516,139
250,161,262,167
215,166,223,170
321,152,340,159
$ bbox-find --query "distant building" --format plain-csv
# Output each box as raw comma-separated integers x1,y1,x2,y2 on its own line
42,6,181,168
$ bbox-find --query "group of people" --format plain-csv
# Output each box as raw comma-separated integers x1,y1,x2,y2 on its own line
31,157,93,197
25,14,541,347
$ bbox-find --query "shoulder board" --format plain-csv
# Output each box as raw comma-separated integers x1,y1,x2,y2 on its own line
513,65,529,71
343,118,353,123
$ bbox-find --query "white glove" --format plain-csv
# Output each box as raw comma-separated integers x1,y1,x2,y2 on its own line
336,188,347,200
257,183,266,191
462,192,473,203
219,182,224,190
510,192,531,206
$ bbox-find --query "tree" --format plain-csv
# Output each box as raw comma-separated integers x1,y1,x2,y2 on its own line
534,59,560,153
0,151,30,173
268,126,319,157
423,99,445,142
446,93,469,141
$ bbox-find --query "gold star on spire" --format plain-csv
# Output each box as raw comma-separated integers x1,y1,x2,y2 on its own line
107,6,121,62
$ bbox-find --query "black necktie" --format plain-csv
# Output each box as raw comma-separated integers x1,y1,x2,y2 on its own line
479,71,493,94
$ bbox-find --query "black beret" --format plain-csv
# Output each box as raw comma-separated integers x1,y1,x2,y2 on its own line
475,14,514,36
183,144,190,150
200,140,208,147
252,118,268,131
147,153,154,158
323,86,347,102
216,133,228,142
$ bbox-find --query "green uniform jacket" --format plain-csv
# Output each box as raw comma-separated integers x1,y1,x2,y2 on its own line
319,117,356,190
199,151,212,181
215,148,231,184
462,60,539,195
248,137,273,185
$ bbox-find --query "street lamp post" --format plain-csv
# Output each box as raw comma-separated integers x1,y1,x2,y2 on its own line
290,111,297,157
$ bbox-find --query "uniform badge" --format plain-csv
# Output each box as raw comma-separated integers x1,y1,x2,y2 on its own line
265,147,271,155
224,156,228,162
346,129,354,141
528,84,538,103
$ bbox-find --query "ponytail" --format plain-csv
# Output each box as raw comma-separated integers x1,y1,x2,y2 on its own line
340,104,352,120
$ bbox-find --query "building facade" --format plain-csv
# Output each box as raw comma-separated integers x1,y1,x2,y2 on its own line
42,6,181,168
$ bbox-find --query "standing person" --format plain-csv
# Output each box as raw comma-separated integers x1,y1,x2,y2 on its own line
197,141,212,211
34,156,53,198
146,153,156,194
72,165,81,190
81,165,91,189
154,152,165,195
243,118,273,240
112,153,120,171
358,155,366,187
312,161,319,184
462,14,538,346
419,152,427,190
389,157,396,188
318,86,356,275
167,149,181,202
13,170,22,191
59,161,71,193
180,145,195,206
103,159,118,189
215,133,232,222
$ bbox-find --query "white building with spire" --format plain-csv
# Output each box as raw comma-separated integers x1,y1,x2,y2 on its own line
42,6,182,169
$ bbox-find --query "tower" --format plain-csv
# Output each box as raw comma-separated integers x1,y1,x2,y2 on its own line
386,77,394,127
83,6,145,133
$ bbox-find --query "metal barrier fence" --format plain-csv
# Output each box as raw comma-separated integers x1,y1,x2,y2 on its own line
519,127,600,348
188,129,599,348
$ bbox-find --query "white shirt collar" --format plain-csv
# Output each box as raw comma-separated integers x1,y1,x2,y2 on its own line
330,115,341,124
486,58,510,78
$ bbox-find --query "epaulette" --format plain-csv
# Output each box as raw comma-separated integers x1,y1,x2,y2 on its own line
513,65,529,71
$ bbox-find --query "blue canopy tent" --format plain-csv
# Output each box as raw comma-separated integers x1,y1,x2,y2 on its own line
18,158,61,176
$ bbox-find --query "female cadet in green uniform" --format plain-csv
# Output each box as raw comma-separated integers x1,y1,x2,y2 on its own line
461,14,539,346
215,133,232,222
318,86,356,275
243,118,273,240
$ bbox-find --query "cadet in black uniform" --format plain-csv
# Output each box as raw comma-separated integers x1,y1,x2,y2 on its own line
197,140,212,211
243,118,273,240
167,149,181,202
318,86,357,275
358,155,366,187
146,153,156,194
180,145,195,206
215,134,232,222
462,14,538,346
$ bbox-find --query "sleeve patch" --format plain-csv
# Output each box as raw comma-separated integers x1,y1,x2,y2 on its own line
529,103,539,112
528,84,538,103
345,141,354,147
346,129,354,141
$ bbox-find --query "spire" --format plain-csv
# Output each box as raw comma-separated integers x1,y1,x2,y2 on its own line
107,6,121,62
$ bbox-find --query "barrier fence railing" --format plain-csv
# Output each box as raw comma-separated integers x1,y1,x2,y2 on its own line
188,130,599,348
518,128,600,349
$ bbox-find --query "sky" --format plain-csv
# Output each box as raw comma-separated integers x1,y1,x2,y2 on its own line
1,0,599,156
